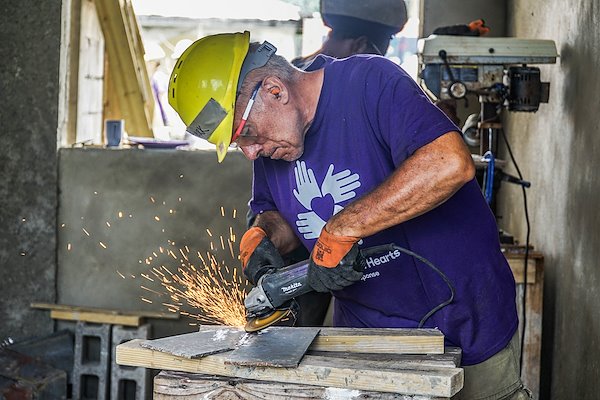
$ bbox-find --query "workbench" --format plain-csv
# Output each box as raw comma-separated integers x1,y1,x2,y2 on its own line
504,248,544,399
116,327,464,399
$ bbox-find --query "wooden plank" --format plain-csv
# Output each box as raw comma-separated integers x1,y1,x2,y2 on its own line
76,0,104,144
506,256,538,284
140,329,245,359
154,371,450,399
306,346,462,369
515,257,544,399
311,327,444,354
224,327,320,368
50,309,140,326
31,302,179,319
94,0,153,137
200,325,444,355
117,340,463,397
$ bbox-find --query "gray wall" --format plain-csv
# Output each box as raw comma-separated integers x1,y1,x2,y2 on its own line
0,1,61,340
57,148,253,338
499,1,600,398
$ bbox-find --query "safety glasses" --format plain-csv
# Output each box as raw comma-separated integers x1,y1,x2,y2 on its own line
231,82,262,145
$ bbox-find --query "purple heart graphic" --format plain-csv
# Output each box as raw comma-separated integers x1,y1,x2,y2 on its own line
311,194,335,222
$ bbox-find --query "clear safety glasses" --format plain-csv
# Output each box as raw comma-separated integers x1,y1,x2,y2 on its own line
230,82,266,148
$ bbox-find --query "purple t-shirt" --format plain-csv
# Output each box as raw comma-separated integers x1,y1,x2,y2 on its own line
250,55,517,365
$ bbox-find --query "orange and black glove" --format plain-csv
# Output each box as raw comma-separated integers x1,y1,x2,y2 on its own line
239,227,285,284
308,228,365,293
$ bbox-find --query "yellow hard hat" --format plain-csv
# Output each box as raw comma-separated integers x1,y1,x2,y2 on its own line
168,32,277,162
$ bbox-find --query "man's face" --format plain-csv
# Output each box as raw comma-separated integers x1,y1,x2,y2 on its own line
233,87,306,162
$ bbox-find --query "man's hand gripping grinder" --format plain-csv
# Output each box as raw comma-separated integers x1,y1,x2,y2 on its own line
243,244,395,332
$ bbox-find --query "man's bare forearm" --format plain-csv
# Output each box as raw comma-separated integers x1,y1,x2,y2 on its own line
326,131,475,238
253,211,302,255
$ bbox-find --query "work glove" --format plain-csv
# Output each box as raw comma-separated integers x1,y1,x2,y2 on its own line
308,227,365,293
239,227,285,285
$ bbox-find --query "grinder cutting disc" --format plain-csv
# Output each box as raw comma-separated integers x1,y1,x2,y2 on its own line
244,309,293,333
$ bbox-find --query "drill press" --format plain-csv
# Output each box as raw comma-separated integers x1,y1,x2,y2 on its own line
417,35,557,217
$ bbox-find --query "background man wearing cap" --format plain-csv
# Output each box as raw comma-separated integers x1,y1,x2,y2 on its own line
168,32,529,399
292,0,408,68
246,0,409,327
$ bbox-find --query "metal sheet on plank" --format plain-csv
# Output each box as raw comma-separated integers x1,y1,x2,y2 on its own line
224,327,320,368
140,327,245,359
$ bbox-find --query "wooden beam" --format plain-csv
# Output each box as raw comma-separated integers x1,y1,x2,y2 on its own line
31,303,179,326
154,371,452,399
117,340,463,397
198,325,445,355
50,309,141,326
306,346,462,369
506,256,537,285
94,0,153,137
311,327,444,354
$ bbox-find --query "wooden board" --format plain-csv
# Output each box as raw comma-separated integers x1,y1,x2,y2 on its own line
506,254,541,284
50,309,140,326
312,327,444,354
502,247,544,399
141,329,245,359
117,340,463,398
306,346,462,369
32,302,179,326
224,327,320,368
200,325,444,355
154,371,451,400
94,0,154,137
31,302,179,319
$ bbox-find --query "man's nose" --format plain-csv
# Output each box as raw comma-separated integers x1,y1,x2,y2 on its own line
240,144,261,160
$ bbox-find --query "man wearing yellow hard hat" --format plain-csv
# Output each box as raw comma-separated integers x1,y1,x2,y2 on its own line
168,24,529,400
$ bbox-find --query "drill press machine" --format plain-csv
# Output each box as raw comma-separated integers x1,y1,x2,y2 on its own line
417,35,557,212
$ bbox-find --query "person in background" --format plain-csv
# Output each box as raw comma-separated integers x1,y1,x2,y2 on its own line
292,0,407,68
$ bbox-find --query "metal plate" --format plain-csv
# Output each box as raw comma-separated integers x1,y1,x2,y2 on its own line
224,327,320,368
140,327,245,359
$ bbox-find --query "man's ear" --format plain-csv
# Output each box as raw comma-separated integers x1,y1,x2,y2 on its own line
262,76,289,104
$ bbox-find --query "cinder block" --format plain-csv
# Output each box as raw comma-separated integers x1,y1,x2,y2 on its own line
111,324,151,400
73,322,111,400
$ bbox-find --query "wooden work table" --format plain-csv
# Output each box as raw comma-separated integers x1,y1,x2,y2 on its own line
504,248,545,400
116,327,464,399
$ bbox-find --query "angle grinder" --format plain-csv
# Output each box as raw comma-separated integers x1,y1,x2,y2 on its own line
244,244,397,332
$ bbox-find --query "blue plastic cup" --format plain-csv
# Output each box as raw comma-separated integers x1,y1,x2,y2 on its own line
106,120,124,147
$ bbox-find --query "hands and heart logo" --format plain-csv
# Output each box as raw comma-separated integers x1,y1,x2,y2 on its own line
293,161,361,240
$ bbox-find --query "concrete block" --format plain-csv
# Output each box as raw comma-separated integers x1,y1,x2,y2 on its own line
73,322,111,400
111,324,151,400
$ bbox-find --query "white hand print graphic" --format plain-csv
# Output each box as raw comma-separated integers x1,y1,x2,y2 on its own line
296,211,326,239
293,161,361,240
321,164,361,203
293,161,322,211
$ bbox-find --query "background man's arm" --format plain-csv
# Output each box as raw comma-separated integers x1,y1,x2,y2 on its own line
326,131,475,238
253,210,302,255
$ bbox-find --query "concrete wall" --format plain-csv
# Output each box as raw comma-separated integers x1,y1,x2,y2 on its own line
0,1,61,340
499,1,600,398
57,148,253,338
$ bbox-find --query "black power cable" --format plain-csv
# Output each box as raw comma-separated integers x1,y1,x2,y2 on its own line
499,127,531,375
362,244,456,328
